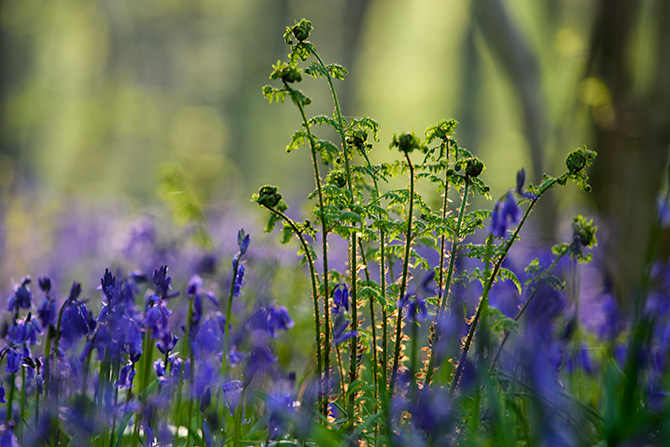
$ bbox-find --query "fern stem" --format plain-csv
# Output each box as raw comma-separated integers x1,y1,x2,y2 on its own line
390,152,415,394
450,181,554,394
425,175,469,385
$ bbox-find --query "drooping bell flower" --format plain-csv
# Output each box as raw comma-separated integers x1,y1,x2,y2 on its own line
8,276,32,312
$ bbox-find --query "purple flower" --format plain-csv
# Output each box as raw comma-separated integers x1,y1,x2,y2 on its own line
115,363,136,389
331,284,356,345
153,359,166,382
0,426,18,447
8,276,32,312
222,380,243,415
38,276,51,294
333,284,349,312
267,389,296,439
202,420,212,447
491,192,520,238
152,265,179,300
60,283,95,347
227,346,245,367
0,378,5,403
268,305,294,335
406,296,428,323
192,316,223,359
37,296,57,329
332,312,357,346
238,229,251,255
515,168,537,199
248,305,294,338
156,332,178,355
5,348,21,373
244,345,277,385
233,264,246,297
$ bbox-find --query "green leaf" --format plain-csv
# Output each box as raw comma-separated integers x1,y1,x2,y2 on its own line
498,268,522,294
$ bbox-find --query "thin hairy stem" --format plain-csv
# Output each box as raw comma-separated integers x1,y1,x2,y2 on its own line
425,174,469,386
294,101,330,386
451,180,556,394
390,152,415,393
263,205,323,380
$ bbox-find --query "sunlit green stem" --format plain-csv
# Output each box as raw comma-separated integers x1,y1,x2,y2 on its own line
306,43,359,428
132,328,153,447
425,174,469,386
451,180,556,394
294,99,329,391
390,152,415,393
357,242,379,407
262,204,322,379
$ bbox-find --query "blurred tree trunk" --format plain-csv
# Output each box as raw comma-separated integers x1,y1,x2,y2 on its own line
340,0,372,112
468,0,559,240
474,0,548,189
585,0,670,310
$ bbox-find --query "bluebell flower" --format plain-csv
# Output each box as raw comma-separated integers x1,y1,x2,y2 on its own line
227,346,245,367
333,283,349,311
99,268,118,305
332,312,357,346
169,357,190,381
248,304,294,338
144,423,154,447
0,426,18,447
37,291,56,337
525,280,567,328
491,192,520,238
331,284,356,345
267,389,296,440
238,228,251,255
152,265,179,300
38,276,51,294
60,284,95,347
406,295,428,323
145,301,172,341
156,332,178,355
153,359,166,383
268,305,294,335
5,348,21,373
8,276,32,312
598,293,623,340
233,264,246,298
115,363,136,389
222,380,243,415
0,378,5,403
515,168,537,199
405,386,453,440
244,345,277,385
192,316,222,359
202,420,212,447
6,323,26,346
200,386,212,412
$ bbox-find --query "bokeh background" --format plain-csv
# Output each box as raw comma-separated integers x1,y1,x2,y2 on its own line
1,0,669,309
